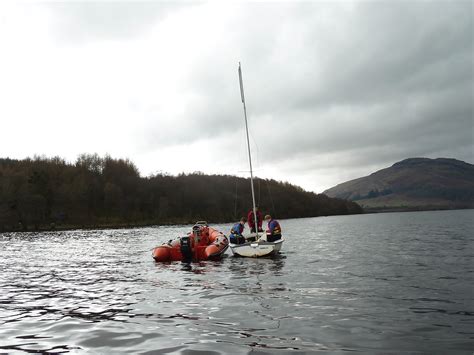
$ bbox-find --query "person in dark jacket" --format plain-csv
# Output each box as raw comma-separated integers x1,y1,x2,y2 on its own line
229,217,247,244
247,207,263,233
264,214,282,242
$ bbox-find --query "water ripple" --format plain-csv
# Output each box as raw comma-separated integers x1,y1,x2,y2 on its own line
1,210,473,353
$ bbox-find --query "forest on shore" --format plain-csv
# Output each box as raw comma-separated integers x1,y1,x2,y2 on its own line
0,154,363,232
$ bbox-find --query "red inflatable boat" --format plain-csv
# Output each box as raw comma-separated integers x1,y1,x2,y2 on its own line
152,222,229,262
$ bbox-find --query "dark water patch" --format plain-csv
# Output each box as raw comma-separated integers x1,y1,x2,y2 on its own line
410,307,448,314
16,335,52,340
432,323,452,328
416,297,457,304
453,311,474,316
0,343,81,354
139,345,187,354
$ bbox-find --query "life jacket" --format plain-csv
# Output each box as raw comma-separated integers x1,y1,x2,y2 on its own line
268,219,281,235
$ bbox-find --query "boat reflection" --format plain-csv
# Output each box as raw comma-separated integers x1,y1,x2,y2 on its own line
152,253,285,276
153,259,225,274
228,254,286,276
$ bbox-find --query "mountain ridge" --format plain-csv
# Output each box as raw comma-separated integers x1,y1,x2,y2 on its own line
323,157,474,211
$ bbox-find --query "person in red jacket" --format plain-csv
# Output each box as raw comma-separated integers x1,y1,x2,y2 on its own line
247,206,263,233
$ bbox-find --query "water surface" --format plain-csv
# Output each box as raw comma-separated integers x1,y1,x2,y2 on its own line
1,210,473,354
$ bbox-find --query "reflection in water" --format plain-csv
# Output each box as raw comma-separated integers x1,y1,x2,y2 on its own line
228,254,286,276
1,210,473,354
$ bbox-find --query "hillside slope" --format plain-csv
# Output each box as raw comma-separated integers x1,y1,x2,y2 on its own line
0,155,362,232
323,158,474,211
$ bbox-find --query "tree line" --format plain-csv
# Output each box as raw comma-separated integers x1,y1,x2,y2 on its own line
0,154,363,232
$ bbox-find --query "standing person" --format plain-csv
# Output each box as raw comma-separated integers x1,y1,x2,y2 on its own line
264,214,282,242
229,217,247,244
247,206,263,233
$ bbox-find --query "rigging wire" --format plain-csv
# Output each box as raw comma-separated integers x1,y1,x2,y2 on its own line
233,178,239,219
257,177,261,207
266,179,276,215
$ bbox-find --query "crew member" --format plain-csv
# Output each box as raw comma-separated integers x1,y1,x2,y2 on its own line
264,214,282,242
229,217,246,244
247,207,263,233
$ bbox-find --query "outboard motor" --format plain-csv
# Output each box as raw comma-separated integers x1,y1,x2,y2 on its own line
181,222,208,262
180,235,193,262
192,225,202,244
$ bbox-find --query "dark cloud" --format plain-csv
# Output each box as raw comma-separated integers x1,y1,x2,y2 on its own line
3,1,471,192
143,0,473,189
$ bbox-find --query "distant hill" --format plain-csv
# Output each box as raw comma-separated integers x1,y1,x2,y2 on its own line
323,158,474,212
0,155,362,232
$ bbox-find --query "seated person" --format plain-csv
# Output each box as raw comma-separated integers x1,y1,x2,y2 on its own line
229,217,247,244
264,214,282,242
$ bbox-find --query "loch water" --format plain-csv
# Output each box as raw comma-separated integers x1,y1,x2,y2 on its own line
0,209,473,354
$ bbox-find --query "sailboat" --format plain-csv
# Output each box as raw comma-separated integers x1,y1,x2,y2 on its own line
229,63,284,257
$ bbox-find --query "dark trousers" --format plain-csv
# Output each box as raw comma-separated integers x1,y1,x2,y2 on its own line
250,227,264,233
267,234,281,242
230,235,245,244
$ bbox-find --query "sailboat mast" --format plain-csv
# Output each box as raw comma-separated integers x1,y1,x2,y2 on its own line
238,62,259,238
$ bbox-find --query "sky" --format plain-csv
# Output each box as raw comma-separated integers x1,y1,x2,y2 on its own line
0,1,472,193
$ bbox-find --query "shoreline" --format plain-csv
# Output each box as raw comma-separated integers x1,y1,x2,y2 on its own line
362,205,473,214
1,207,472,234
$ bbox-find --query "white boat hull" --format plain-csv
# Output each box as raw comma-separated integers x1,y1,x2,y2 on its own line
230,238,284,257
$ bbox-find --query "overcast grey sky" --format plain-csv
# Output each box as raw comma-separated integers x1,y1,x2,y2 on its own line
0,1,472,192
